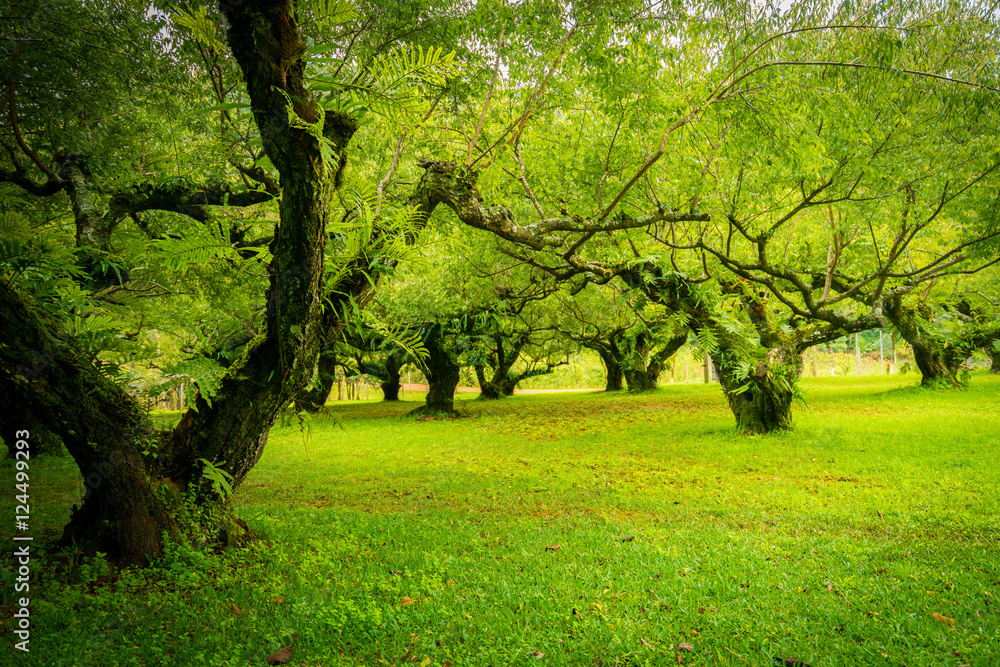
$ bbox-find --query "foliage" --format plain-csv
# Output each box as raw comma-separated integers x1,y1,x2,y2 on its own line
198,458,236,500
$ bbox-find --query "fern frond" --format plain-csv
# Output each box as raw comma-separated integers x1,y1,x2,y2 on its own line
172,5,225,52
306,0,358,31
311,44,458,123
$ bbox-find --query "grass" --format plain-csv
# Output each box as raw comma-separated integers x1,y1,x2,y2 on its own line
2,373,999,666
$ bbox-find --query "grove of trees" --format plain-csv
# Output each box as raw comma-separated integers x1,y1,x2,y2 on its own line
2,0,998,564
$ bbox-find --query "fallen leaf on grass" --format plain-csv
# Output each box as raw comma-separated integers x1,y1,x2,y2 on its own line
228,603,246,616
639,637,656,648
826,584,833,592
527,649,544,658
677,643,694,651
621,536,635,542
268,598,283,604
877,510,884,519
400,597,417,605
544,544,561,551
932,612,956,627
266,634,298,665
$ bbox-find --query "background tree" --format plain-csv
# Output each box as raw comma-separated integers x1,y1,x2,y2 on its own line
409,0,1000,431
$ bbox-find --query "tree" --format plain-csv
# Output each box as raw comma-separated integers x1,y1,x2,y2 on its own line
0,0,453,563
555,284,687,392
406,0,1000,431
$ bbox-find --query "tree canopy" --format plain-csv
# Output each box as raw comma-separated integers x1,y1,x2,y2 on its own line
2,0,999,563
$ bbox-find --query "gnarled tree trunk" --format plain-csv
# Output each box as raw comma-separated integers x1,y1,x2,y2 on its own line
586,342,625,391
624,331,687,392
475,364,503,399
885,299,964,387
409,332,461,416
381,350,404,401
711,344,800,434
499,364,565,395
0,286,186,564
475,333,528,400
0,1,364,565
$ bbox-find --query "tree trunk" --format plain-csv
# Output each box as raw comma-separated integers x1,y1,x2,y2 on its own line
624,368,652,392
0,287,185,565
381,351,403,401
294,350,338,412
3,411,63,459
592,346,625,391
499,373,518,396
476,333,528,400
644,332,688,390
0,1,367,565
624,332,653,392
500,364,565,395
409,333,460,416
623,266,800,433
885,299,964,387
990,347,1000,373
712,344,800,434
475,364,504,399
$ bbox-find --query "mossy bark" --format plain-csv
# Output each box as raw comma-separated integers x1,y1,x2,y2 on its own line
2,413,63,459
623,331,687,392
0,1,365,565
409,333,460,416
711,345,800,434
380,351,403,401
295,350,338,412
885,299,963,387
0,286,184,565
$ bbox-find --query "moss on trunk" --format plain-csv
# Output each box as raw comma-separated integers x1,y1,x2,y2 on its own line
409,333,460,416
885,299,964,387
712,346,800,434
381,351,403,401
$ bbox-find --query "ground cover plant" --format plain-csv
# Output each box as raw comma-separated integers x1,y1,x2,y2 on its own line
2,373,999,666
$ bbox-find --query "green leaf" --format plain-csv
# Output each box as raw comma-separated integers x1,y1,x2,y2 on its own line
171,6,225,52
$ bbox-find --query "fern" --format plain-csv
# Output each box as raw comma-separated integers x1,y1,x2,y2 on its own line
306,0,358,31
276,88,339,169
197,459,235,500
311,44,458,123
148,356,226,409
155,223,246,273
171,5,225,52
694,326,718,354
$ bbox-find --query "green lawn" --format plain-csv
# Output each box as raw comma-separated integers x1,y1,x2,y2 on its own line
3,373,999,666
